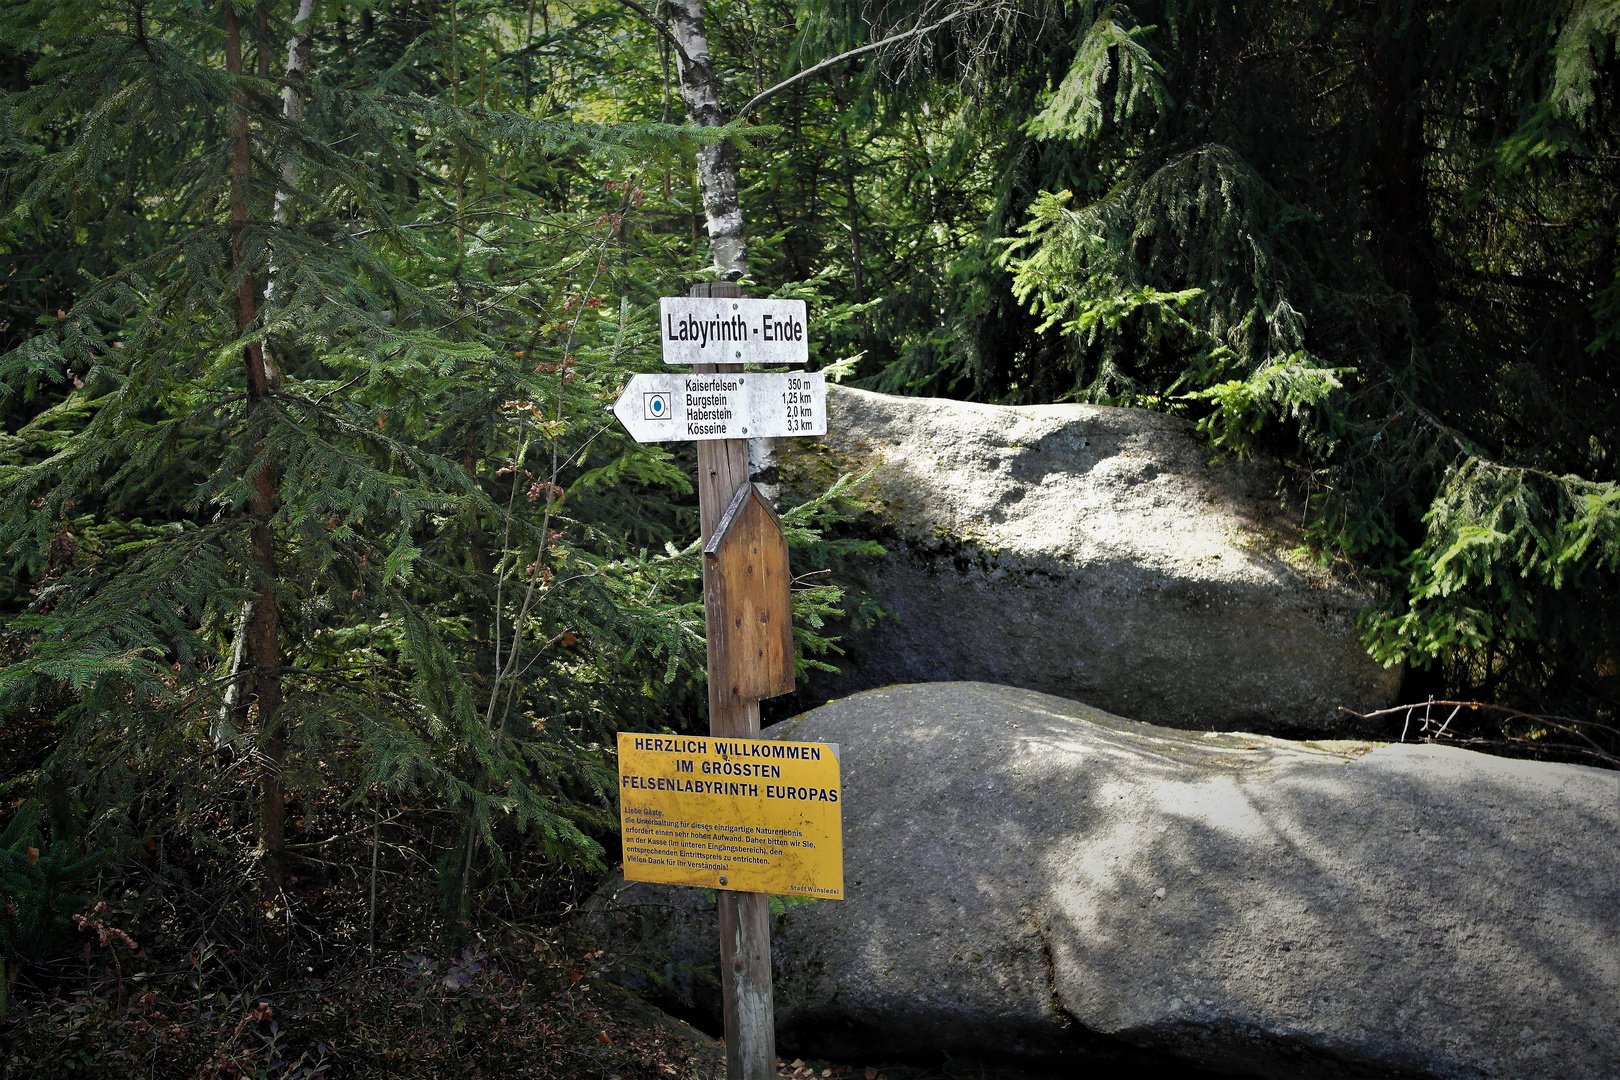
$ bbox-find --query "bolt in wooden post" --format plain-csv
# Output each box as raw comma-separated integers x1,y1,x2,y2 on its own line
692,280,778,1080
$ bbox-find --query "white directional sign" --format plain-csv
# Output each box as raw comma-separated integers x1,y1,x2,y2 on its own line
659,297,809,365
614,371,826,443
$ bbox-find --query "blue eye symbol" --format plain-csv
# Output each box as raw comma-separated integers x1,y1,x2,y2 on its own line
644,392,670,420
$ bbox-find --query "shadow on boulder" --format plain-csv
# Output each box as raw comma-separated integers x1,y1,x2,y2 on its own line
588,683,1617,1080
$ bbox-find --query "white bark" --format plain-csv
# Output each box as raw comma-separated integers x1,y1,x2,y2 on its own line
667,0,747,278
276,0,316,225
266,0,316,303
213,597,254,751
748,436,778,503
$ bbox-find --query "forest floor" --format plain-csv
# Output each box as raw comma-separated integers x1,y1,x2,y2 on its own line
0,925,721,1079
0,927,1059,1080
0,926,1214,1080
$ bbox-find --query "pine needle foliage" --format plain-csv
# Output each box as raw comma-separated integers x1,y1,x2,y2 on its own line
473,0,1620,731
0,795,109,1017
0,0,813,938
982,0,1620,723
679,0,1620,729
1024,4,1169,143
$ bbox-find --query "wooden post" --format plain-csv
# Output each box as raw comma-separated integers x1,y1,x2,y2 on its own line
692,280,777,1080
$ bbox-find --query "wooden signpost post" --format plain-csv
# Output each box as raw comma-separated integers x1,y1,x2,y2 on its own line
611,282,839,1080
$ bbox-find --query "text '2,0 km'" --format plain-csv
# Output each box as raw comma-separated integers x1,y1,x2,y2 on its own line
659,297,809,365
613,371,826,443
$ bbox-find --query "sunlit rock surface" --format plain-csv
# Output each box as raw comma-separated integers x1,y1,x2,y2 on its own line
778,387,1400,735
592,683,1618,1080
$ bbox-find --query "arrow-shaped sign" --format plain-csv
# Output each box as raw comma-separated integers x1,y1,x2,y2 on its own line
613,371,826,443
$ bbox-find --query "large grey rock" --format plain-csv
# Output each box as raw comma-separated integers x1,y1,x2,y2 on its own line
779,387,1400,735
591,682,1619,1080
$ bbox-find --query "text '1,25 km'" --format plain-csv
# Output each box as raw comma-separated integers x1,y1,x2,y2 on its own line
612,371,826,443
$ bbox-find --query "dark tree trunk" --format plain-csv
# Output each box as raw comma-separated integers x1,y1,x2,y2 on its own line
841,129,862,301
224,1,286,892
1366,6,1435,329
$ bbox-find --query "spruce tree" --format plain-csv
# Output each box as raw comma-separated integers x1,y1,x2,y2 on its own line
708,0,1620,734
990,1,1620,726
0,0,735,937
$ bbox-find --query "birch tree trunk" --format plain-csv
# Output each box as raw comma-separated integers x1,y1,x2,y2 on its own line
262,0,315,368
666,0,779,492
272,1,316,253
668,0,746,278
212,598,253,751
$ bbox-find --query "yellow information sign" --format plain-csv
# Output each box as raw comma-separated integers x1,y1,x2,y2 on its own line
616,733,843,899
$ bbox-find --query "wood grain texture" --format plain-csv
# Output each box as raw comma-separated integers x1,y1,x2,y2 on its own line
697,432,751,546
693,285,777,1080
694,359,759,739
705,483,795,705
718,889,776,1080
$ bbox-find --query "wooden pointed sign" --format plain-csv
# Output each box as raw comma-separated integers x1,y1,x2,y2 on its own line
704,482,795,706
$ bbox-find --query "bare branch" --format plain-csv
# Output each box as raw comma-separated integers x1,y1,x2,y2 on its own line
1339,699,1619,767
736,9,971,119
611,0,696,69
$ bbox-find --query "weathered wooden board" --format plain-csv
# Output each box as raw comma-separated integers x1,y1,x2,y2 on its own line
704,482,795,705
